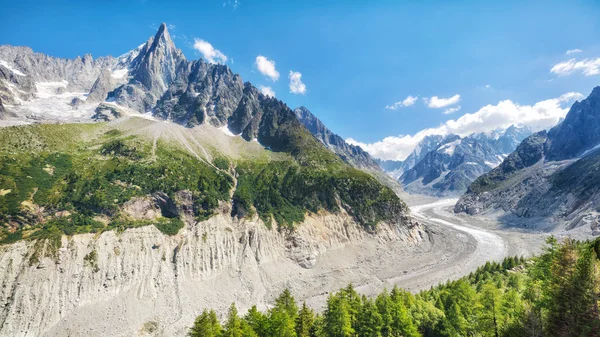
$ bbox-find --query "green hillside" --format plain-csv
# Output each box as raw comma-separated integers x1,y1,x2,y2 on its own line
0,118,407,245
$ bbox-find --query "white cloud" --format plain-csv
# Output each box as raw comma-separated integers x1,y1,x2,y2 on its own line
259,85,275,98
193,39,227,64
425,94,461,108
442,106,461,115
167,24,176,30
551,58,600,76
348,92,583,161
288,71,307,94
255,55,280,82
565,49,583,55
385,95,418,110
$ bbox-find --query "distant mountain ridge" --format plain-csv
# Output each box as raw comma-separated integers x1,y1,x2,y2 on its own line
456,86,600,232
294,106,380,170
375,126,531,196
376,134,444,180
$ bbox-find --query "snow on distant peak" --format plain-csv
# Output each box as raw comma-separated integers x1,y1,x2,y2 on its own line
0,60,26,76
115,43,145,69
111,68,128,79
438,139,461,155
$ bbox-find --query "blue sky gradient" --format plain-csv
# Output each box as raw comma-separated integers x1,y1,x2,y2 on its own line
2,0,600,159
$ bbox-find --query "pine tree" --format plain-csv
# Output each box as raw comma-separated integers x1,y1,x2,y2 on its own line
339,284,361,332
275,289,299,321
268,309,296,337
223,303,256,337
268,289,298,337
499,288,524,331
357,296,383,337
245,306,268,337
323,293,354,337
375,290,393,337
389,286,420,337
478,282,502,337
189,309,222,337
296,302,315,337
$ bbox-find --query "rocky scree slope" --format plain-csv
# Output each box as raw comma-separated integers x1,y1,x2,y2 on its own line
398,126,531,196
456,87,600,232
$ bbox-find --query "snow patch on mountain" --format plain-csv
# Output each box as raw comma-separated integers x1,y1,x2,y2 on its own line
0,60,25,76
111,68,128,79
219,124,238,137
439,139,460,155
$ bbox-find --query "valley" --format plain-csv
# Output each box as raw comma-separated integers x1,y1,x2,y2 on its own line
0,12,599,336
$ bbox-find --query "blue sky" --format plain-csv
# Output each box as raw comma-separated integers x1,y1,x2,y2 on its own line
2,0,600,160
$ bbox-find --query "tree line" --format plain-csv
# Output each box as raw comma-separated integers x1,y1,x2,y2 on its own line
189,237,600,337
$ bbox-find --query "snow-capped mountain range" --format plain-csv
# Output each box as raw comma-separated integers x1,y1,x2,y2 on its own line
377,126,532,196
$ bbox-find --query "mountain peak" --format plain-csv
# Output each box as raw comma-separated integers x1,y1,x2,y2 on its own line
158,22,168,33
153,22,172,46
545,86,600,160
111,22,186,110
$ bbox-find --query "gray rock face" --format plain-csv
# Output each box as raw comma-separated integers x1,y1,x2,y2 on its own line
294,106,380,170
154,61,245,126
456,87,600,230
86,69,113,103
91,103,124,121
111,23,187,112
545,86,600,160
0,62,36,116
399,127,531,196
0,45,115,92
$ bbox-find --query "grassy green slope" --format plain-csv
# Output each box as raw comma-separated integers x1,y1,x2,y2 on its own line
0,118,407,244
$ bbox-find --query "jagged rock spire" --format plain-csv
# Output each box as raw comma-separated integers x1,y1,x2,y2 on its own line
129,23,186,94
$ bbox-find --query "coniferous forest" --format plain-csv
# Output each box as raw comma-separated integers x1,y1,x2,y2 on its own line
189,237,600,337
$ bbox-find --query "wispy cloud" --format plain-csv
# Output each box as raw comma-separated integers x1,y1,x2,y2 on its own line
565,49,583,55
289,71,307,94
385,95,418,110
255,55,280,82
223,0,240,9
551,58,600,76
259,85,275,98
424,94,461,108
442,106,461,115
193,39,227,64
348,92,582,161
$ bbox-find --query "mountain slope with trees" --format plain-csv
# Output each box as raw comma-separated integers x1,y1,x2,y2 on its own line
190,237,600,337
